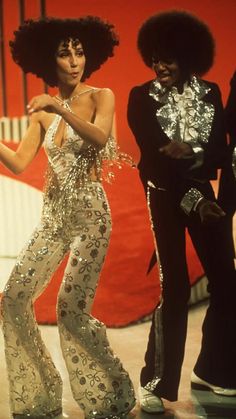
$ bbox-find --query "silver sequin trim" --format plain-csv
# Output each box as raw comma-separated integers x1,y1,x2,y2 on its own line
145,186,164,389
149,76,215,146
180,187,204,215
232,146,236,179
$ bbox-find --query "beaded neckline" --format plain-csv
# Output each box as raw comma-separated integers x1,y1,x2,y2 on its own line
55,88,95,105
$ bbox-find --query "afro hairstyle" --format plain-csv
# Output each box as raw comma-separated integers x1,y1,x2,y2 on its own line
10,16,119,86
137,10,215,77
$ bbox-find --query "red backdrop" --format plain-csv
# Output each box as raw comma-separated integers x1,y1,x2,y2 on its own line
0,0,235,325
1,0,236,158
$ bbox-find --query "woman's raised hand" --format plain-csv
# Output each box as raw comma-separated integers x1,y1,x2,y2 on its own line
27,94,59,114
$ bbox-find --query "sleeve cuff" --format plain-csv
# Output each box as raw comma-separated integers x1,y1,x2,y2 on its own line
190,144,204,169
180,188,204,215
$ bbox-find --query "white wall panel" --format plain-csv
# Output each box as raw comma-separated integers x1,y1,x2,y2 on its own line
0,175,42,289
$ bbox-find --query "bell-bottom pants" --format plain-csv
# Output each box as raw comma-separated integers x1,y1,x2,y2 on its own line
1,183,135,418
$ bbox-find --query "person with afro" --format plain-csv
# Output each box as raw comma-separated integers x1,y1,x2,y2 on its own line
0,17,135,419
127,10,236,414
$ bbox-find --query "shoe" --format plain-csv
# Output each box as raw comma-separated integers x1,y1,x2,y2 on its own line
138,386,165,414
12,407,62,418
191,371,236,396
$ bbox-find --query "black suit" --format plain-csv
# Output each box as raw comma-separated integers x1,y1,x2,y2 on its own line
128,79,236,400
218,71,236,257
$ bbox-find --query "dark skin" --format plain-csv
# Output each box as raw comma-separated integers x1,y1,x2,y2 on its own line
153,59,225,223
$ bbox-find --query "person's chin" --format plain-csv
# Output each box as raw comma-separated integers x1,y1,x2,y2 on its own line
67,79,80,87
157,76,173,88
159,80,172,88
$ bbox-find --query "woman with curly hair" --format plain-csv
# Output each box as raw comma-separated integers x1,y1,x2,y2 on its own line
127,10,236,413
0,16,135,419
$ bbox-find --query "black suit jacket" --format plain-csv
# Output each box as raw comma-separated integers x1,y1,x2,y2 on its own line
225,71,236,149
127,79,228,204
218,71,236,213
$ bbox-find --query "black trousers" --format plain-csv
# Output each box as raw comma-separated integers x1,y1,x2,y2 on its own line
140,182,236,401
218,164,236,259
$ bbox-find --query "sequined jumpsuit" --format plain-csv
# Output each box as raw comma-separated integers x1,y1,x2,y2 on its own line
1,107,135,418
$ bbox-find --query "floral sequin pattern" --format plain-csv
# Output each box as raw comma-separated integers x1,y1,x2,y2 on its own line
1,105,135,417
1,183,135,418
57,185,135,418
149,76,215,145
1,227,66,416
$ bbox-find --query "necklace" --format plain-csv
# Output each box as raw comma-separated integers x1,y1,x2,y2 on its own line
55,88,94,104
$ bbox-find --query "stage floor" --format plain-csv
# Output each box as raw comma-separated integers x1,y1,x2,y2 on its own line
0,301,236,419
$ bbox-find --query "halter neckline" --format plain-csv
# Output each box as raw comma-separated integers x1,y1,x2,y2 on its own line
55,88,95,105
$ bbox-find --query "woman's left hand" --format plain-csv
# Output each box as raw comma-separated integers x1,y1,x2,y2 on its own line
27,94,59,114
159,140,193,159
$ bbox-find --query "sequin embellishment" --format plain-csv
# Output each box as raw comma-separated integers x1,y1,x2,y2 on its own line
149,76,215,145
1,106,135,418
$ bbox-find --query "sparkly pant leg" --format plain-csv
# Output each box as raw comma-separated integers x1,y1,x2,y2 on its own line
57,184,135,419
140,187,190,401
1,226,69,416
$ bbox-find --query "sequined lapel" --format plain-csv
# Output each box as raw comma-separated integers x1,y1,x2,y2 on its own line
149,76,215,144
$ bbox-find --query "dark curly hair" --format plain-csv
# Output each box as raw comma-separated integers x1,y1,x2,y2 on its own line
10,16,119,86
137,10,215,77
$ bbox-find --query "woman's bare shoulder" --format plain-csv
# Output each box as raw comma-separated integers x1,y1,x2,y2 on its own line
91,87,115,104
91,86,114,95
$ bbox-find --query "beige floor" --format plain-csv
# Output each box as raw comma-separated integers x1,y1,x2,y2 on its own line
0,301,236,419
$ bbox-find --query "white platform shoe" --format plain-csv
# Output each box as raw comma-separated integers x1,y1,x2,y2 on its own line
191,371,236,396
